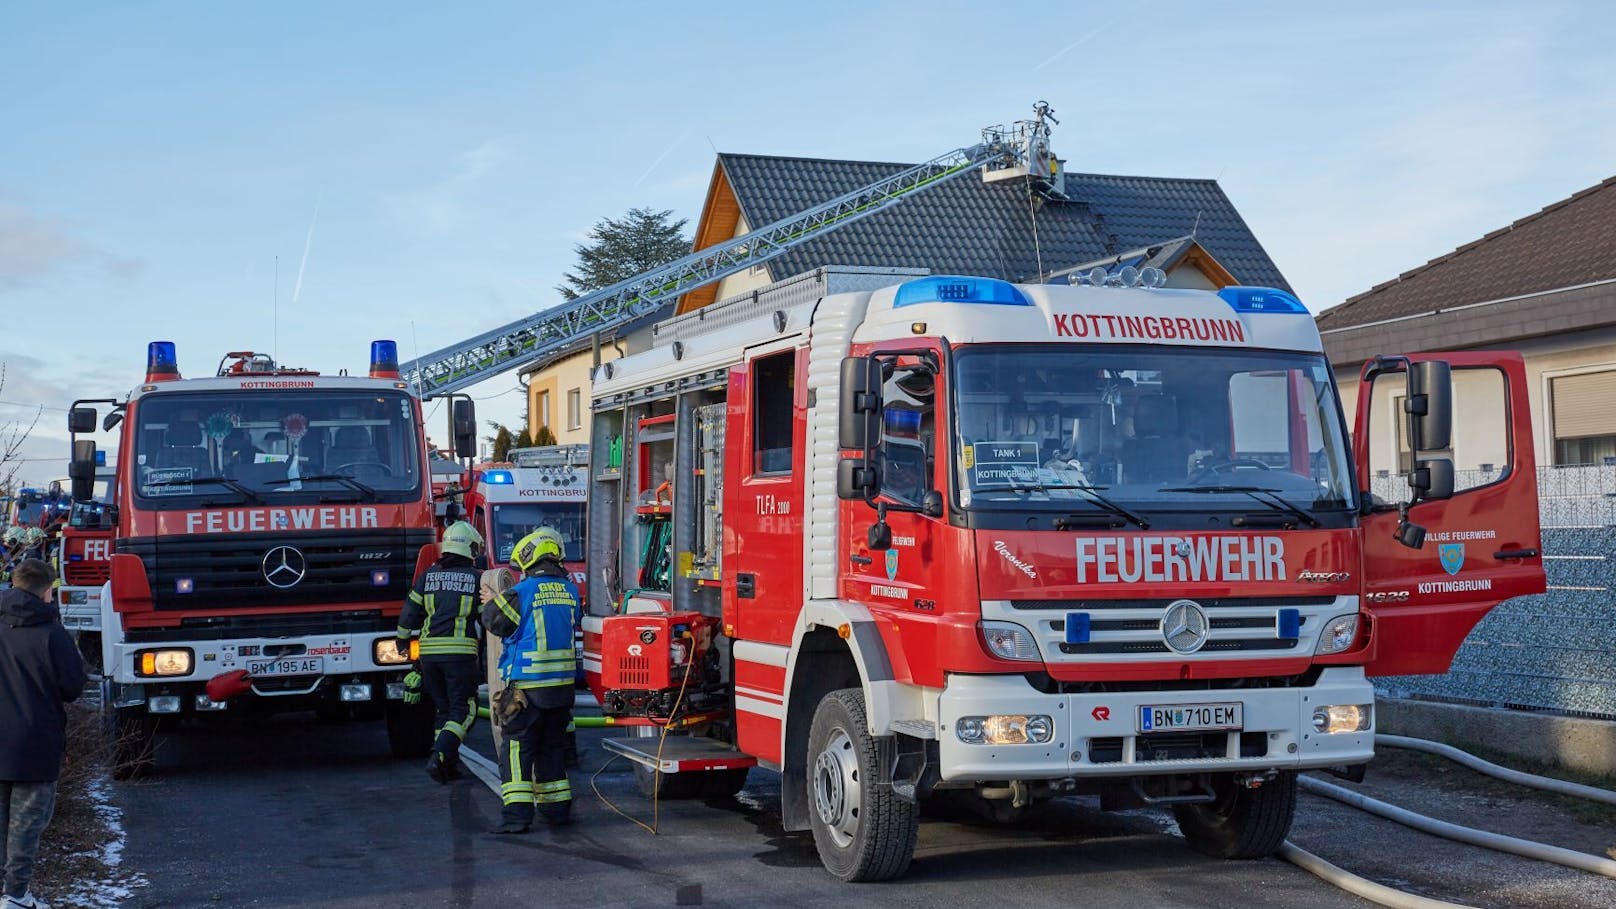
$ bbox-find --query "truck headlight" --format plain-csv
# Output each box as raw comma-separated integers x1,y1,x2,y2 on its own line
1314,614,1360,654
59,589,89,606
373,638,412,666
136,648,193,677
1312,704,1372,734
979,621,1040,662
956,715,1054,745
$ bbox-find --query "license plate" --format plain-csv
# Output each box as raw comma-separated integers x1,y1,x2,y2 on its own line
246,657,324,677
1138,702,1243,733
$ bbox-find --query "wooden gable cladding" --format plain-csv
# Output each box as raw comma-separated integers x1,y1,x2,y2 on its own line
1179,243,1238,289
677,161,744,315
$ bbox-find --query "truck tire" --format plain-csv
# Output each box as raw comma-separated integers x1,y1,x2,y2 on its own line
108,707,157,781
385,700,434,759
806,688,918,882
1174,771,1296,859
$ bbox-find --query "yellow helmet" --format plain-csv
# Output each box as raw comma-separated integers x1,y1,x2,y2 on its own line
440,520,485,560
510,527,563,573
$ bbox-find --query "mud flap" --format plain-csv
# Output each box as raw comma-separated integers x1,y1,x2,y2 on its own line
887,732,938,803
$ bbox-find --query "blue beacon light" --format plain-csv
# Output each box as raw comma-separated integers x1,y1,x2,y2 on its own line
370,340,400,379
893,275,1032,308
1217,286,1308,314
146,341,180,382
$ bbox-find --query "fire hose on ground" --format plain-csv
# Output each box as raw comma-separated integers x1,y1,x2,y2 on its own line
1281,733,1616,909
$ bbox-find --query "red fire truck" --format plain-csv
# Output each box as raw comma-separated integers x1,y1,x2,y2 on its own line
67,341,476,776
57,505,114,666
581,270,1546,880
459,445,589,590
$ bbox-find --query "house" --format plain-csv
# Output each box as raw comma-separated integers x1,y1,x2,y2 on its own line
524,151,1290,439
1318,175,1616,468
521,303,671,445
677,153,1288,315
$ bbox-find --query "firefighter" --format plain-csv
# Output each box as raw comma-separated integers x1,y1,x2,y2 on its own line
482,527,578,832
396,520,484,784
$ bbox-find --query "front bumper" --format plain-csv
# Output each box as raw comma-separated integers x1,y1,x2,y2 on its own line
936,666,1374,781
108,630,407,689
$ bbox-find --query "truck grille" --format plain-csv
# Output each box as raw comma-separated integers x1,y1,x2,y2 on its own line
64,563,111,586
119,529,433,611
1088,731,1268,763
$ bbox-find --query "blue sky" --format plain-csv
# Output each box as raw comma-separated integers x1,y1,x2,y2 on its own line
2,1,1614,484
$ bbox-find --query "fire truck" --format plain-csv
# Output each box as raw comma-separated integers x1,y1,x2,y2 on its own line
67,341,479,777
459,445,589,590
579,269,1546,880
57,502,114,666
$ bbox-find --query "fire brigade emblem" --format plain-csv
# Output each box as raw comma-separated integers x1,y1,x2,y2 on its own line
1438,543,1465,576
885,549,899,581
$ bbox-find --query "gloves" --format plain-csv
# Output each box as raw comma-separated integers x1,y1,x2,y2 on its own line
402,670,422,705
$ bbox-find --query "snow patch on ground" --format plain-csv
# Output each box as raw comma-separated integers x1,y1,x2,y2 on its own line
55,775,147,908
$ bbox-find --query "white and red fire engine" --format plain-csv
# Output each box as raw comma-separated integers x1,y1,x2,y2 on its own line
459,445,589,592
580,269,1546,880
67,340,468,775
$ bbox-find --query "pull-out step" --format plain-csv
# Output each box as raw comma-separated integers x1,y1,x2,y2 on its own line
601,736,758,774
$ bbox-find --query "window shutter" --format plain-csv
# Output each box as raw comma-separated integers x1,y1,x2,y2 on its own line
1552,371,1616,439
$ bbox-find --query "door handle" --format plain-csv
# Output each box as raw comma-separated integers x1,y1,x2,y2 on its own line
849,554,873,566
1493,548,1540,560
736,573,755,599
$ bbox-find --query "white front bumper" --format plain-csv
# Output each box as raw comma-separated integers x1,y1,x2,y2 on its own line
108,630,401,686
936,666,1374,781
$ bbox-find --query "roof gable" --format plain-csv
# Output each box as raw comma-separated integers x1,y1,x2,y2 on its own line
1317,175,1616,331
680,153,1288,312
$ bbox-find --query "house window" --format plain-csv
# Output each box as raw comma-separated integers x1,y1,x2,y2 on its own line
1552,370,1616,465
537,391,551,432
567,388,582,431
752,351,795,475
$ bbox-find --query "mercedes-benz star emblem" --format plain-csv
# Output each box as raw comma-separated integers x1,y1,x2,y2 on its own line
262,546,308,589
1160,599,1210,654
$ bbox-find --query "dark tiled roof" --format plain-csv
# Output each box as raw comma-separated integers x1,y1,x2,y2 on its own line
717,154,1290,291
1317,175,1616,332
1047,236,1200,281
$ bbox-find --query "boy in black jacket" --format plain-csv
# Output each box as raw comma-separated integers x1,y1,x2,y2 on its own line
0,559,88,909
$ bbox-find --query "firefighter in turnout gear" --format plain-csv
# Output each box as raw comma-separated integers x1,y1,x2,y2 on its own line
398,520,485,784
482,527,579,832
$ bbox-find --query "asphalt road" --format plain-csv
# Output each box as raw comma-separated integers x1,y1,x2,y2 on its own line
109,711,1381,909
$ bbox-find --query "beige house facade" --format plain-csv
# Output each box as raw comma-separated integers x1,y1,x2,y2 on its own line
1319,175,1616,470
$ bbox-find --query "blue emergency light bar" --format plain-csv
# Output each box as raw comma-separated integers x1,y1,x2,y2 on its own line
894,275,1031,308
1218,286,1308,314
370,340,400,379
483,470,514,484
146,341,180,382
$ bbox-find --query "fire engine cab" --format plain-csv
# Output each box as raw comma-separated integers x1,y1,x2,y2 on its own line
581,268,1545,881
460,445,589,590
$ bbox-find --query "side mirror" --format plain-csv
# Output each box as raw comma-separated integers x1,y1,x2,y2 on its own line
920,490,944,519
1410,457,1455,501
838,357,881,450
68,407,97,435
103,411,123,432
837,457,878,500
451,399,477,459
1405,360,1452,452
69,440,97,502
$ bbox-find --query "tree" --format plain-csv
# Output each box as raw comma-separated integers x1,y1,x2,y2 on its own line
0,365,41,496
513,428,535,449
557,208,691,301
534,425,557,447
485,421,515,462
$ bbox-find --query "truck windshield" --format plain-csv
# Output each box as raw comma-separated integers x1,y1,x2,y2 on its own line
950,345,1355,517
131,390,422,506
489,503,585,564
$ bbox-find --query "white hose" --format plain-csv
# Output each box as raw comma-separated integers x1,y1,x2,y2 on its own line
1278,843,1481,909
1299,775,1616,879
459,746,504,791
1376,734,1616,806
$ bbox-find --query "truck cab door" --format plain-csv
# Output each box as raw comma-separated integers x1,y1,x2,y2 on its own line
1355,351,1545,676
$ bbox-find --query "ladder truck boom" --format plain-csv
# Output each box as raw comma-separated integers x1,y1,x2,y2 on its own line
398,106,1060,397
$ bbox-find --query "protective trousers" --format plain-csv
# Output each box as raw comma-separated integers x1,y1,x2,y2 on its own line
499,700,572,827
420,655,479,768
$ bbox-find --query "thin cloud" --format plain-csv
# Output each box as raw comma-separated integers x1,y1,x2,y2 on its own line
291,194,322,305
383,140,513,232
0,200,140,291
1032,4,1136,72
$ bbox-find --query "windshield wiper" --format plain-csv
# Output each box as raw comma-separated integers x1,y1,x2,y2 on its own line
143,476,263,505
266,474,378,498
1157,485,1320,528
1005,481,1150,530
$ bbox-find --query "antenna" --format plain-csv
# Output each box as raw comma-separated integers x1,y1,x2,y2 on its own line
1190,210,1203,239
273,255,279,362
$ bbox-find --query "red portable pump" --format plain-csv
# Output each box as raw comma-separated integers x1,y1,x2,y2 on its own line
600,611,721,720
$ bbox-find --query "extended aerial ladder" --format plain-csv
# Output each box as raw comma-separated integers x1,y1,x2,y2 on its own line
399,104,1061,397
